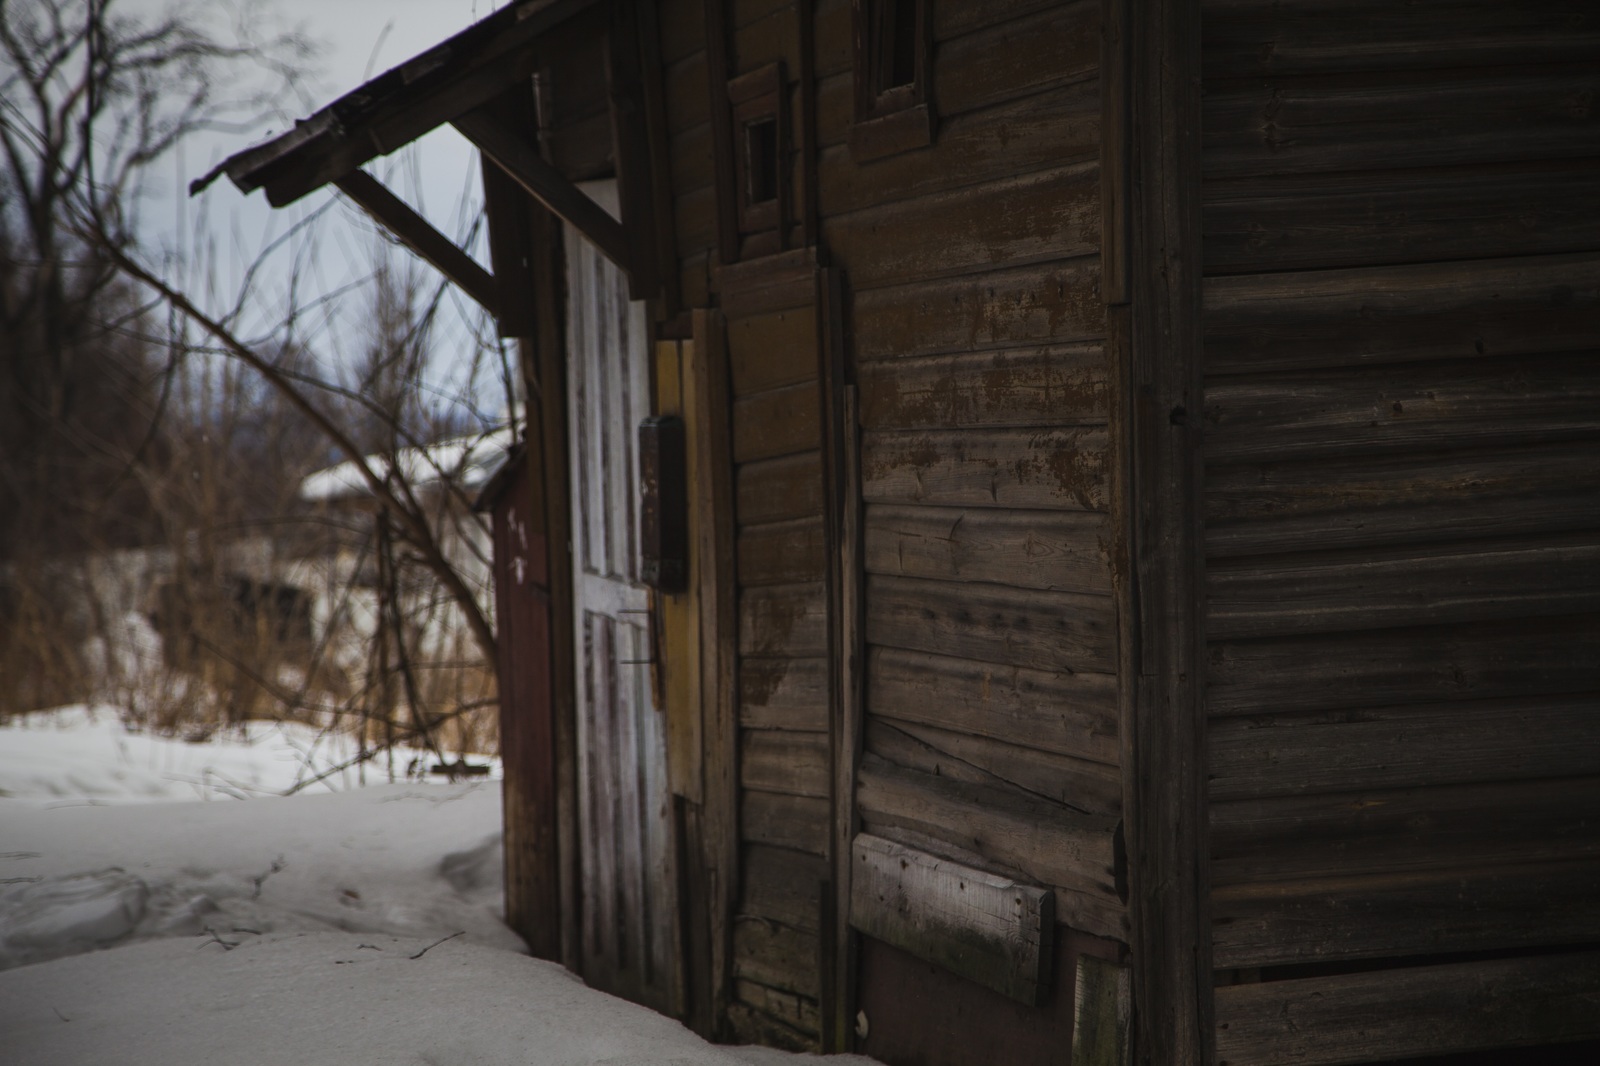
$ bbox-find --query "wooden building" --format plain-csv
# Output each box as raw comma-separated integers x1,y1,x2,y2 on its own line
206,1,1600,1063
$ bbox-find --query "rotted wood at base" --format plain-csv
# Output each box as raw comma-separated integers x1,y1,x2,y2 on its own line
856,926,1126,1066
1213,950,1600,1066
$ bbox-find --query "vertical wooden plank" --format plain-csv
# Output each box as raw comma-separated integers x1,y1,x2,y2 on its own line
607,0,663,302
672,334,715,1035
492,442,562,961
1100,0,1130,306
477,83,541,336
798,0,819,248
825,285,864,1049
703,0,741,267
637,0,684,313
691,308,739,1034
1121,0,1212,1063
526,206,582,973
657,339,705,804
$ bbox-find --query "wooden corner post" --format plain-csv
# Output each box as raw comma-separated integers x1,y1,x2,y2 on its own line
524,202,582,974
1117,0,1213,1062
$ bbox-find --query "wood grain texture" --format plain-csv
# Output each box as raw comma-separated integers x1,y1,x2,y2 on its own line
852,256,1105,360
1073,954,1132,1066
1202,69,1600,180
674,183,717,250
1201,0,1600,77
1206,537,1600,638
733,385,821,462
849,832,1055,1005
824,164,1101,290
861,428,1108,512
690,309,739,1027
1203,353,1600,464
858,344,1107,428
741,844,827,932
738,581,828,658
816,80,1101,219
1121,0,1213,1060
665,50,710,135
1207,696,1600,801
855,754,1125,940
732,979,820,1042
734,917,822,999
868,716,1121,819
1204,442,1600,558
865,504,1112,595
743,789,830,855
1212,951,1600,1066
933,0,1100,119
867,646,1119,765
1206,615,1600,717
1203,163,1600,275
739,655,828,731
728,305,820,393
736,451,826,525
1201,252,1600,375
1211,860,1600,969
1209,777,1600,885
742,728,831,799
865,573,1116,675
738,516,826,587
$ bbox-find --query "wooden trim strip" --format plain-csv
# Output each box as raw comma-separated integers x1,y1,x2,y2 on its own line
333,170,501,317
691,308,739,1034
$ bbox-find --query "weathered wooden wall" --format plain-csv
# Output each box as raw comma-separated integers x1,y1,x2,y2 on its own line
1197,3,1600,1063
838,0,1123,944
661,2,836,1048
654,0,1124,1052
724,272,834,1048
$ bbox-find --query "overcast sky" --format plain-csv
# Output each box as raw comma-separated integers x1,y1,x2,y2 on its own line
130,0,511,421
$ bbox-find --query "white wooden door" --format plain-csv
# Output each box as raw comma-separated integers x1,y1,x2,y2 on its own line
565,185,678,1014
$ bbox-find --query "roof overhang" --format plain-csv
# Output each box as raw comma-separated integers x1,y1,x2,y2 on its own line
194,0,671,314
193,0,597,208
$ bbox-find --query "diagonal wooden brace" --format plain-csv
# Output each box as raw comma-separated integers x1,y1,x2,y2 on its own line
333,169,501,318
452,107,634,279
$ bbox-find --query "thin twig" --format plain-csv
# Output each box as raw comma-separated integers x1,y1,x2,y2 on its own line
407,931,463,960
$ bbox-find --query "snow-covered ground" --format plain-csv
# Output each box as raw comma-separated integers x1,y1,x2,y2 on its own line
0,707,874,1065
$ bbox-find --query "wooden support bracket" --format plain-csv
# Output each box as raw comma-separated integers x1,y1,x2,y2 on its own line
333,170,501,318
452,107,634,280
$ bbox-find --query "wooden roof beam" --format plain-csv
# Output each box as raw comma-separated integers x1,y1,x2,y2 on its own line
333,169,501,319
225,0,603,208
452,107,633,282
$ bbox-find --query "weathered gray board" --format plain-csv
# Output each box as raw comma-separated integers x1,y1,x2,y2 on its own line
848,832,1053,1005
